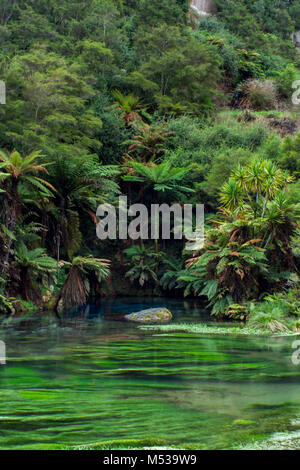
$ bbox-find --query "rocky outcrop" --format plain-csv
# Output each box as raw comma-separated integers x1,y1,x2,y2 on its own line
125,307,173,324
292,31,300,49
266,116,299,137
190,0,217,18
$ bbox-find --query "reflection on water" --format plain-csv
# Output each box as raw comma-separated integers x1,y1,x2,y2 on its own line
0,298,299,450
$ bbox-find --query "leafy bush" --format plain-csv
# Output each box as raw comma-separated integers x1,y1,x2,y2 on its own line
170,158,299,316
279,133,300,176
247,289,300,333
0,294,15,316
165,112,269,167
247,301,291,333
274,64,299,100
124,245,166,287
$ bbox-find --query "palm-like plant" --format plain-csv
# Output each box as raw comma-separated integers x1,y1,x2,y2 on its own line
56,256,110,311
111,90,145,124
124,245,165,287
220,158,299,270
14,242,57,300
221,158,294,216
47,155,120,260
124,123,174,163
177,158,300,317
123,161,194,200
0,150,56,274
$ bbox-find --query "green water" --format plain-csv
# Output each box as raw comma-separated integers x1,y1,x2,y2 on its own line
0,298,299,450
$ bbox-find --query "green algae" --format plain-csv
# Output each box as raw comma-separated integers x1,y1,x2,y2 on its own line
141,323,300,337
237,431,300,450
17,390,61,401
0,301,300,450
73,438,168,450
230,419,256,427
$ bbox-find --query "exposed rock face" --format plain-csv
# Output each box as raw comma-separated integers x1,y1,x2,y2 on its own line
125,307,173,324
292,31,300,49
267,116,299,137
190,0,217,18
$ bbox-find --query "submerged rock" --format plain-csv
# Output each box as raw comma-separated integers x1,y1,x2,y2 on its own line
125,307,172,324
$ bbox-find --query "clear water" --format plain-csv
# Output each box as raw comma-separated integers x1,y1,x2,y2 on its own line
0,297,299,450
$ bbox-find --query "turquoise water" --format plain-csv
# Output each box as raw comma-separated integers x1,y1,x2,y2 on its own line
0,298,299,450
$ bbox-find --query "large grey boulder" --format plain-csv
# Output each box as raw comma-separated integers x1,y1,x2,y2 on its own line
125,307,172,324
190,0,217,18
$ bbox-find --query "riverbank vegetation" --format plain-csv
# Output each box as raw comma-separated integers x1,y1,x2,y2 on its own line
0,1,300,333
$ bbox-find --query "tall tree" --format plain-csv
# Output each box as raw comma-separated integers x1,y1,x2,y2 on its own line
0,149,55,275
1,46,102,156
127,25,222,115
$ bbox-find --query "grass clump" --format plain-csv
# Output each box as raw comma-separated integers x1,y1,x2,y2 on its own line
241,80,278,111
247,289,300,334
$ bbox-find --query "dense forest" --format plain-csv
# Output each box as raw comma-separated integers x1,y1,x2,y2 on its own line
0,0,300,333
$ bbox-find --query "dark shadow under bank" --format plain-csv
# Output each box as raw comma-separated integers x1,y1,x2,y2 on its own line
65,296,211,322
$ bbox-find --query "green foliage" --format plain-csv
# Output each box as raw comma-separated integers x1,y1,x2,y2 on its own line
167,158,300,317
124,244,165,287
127,25,222,115
215,0,296,45
274,64,299,99
1,46,102,156
133,0,188,29
15,242,57,273
111,90,149,125
280,133,300,176
46,154,120,259
247,294,300,333
0,149,56,276
124,161,193,200
14,241,57,301
265,286,300,318
93,93,130,164
0,0,298,312
124,123,174,162
0,294,15,316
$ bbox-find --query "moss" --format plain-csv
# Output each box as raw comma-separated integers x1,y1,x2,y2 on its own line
14,299,39,315
230,419,256,427
72,438,169,450
43,296,57,311
18,390,61,401
236,431,300,450
140,323,300,337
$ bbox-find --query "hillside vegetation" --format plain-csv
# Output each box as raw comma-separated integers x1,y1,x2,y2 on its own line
0,0,300,332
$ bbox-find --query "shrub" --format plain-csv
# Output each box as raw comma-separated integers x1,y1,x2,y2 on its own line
247,301,291,333
275,64,299,100
247,290,300,333
280,133,300,176
0,294,15,316
242,80,278,111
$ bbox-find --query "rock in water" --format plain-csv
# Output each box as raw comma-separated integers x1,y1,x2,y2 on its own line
125,308,172,324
